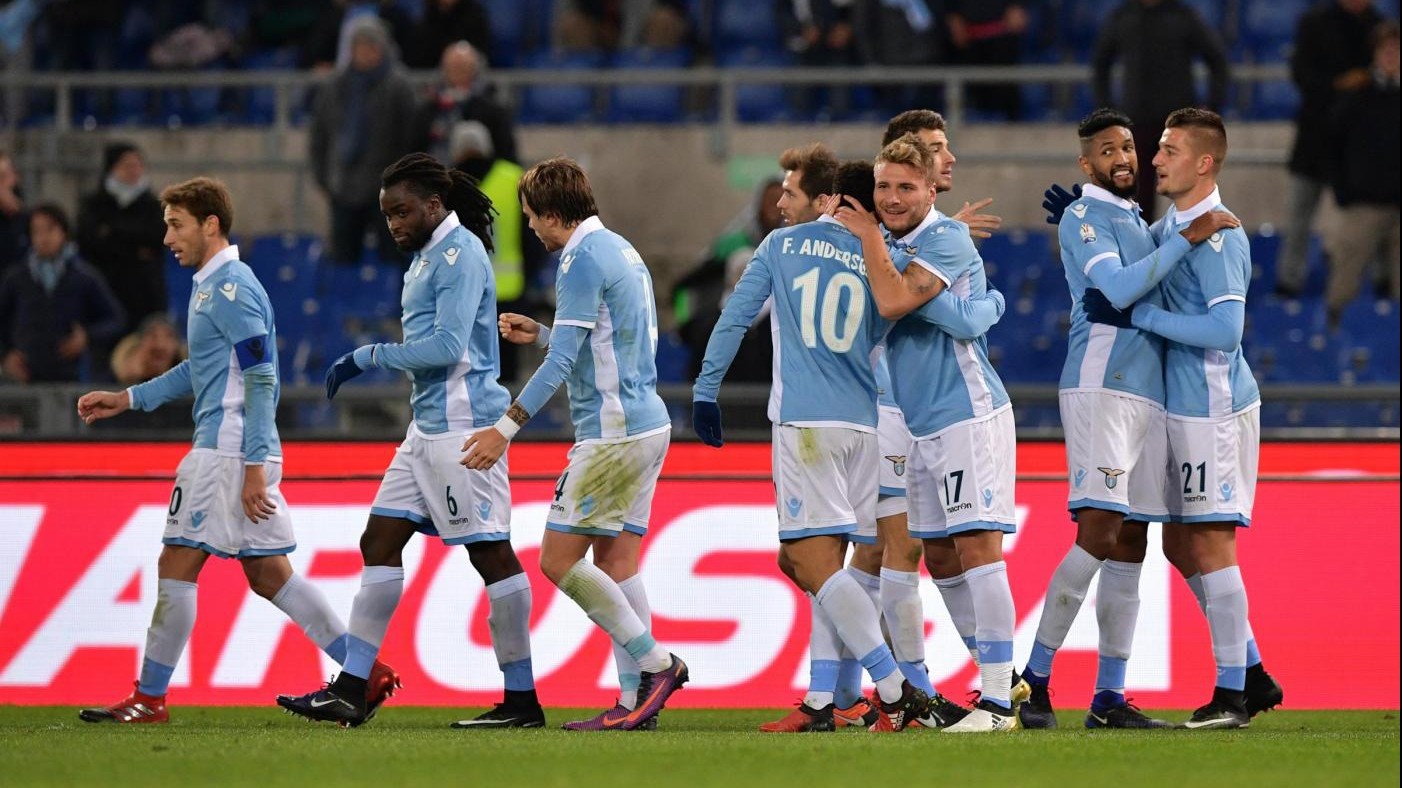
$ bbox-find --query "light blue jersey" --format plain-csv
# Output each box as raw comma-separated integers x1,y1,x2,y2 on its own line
884,211,1010,438
1058,184,1193,405
359,212,510,434
518,216,670,442
874,347,897,408
1148,190,1260,417
694,216,887,430
129,245,281,462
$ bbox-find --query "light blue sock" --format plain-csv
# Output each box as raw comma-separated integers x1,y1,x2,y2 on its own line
138,658,176,697
834,657,863,708
1246,638,1261,668
1025,640,1057,682
502,658,534,692
897,661,934,695
324,634,348,665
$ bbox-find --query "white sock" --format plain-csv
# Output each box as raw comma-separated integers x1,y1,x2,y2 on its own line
137,578,197,696
485,573,535,692
966,561,1015,708
344,565,404,680
1186,571,1258,653
559,559,669,674
880,567,933,695
805,595,843,709
270,574,348,659
1033,544,1103,651
1094,560,1142,695
847,566,887,644
815,571,904,703
1201,566,1250,691
933,573,979,663
613,575,650,709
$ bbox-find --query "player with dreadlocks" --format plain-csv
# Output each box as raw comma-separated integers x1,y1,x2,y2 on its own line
278,153,545,729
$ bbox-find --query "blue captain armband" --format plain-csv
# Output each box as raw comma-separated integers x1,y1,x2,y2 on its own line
235,335,272,370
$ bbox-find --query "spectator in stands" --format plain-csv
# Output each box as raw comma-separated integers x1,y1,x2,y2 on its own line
944,1,1028,120
0,203,124,383
780,0,860,116
1324,20,1399,327
1092,0,1229,218
110,313,184,386
0,149,26,271
1277,0,1386,298
412,41,519,166
552,0,691,52
302,0,415,72
76,142,167,341
853,0,943,112
404,0,493,69
448,120,547,382
309,15,417,266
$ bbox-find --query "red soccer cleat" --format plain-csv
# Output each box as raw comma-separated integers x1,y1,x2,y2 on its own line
78,682,169,724
759,702,836,733
363,659,402,723
833,697,879,728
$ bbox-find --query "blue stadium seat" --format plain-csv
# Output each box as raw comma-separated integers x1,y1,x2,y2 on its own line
239,47,301,125
1065,0,1124,51
1239,0,1311,51
1337,300,1401,382
608,47,690,123
481,0,551,66
1248,43,1300,120
1180,0,1227,30
717,48,795,123
714,0,781,51
518,49,603,124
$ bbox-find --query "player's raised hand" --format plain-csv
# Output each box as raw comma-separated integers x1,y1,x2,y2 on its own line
692,400,724,447
831,195,881,240
76,390,130,424
1180,209,1241,245
241,464,278,523
461,426,508,470
1082,288,1135,329
498,313,541,345
1041,183,1082,226
952,197,1003,239
324,352,365,400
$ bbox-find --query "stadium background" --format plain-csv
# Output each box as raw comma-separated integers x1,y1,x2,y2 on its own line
0,0,1397,712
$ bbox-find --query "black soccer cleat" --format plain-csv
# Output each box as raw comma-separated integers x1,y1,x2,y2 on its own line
1018,682,1057,729
277,679,367,727
451,699,547,729
1084,700,1172,729
1180,688,1250,730
1244,664,1284,717
914,692,971,729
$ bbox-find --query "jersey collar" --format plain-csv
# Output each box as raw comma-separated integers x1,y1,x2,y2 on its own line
1081,182,1138,213
892,205,942,246
421,211,461,255
816,214,845,229
561,215,605,256
193,244,239,285
1169,186,1222,227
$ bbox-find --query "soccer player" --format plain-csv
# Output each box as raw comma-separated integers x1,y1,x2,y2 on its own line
277,154,540,729
74,177,396,724
833,136,1017,732
1083,109,1281,729
461,157,685,732
1017,108,1239,730
694,161,977,732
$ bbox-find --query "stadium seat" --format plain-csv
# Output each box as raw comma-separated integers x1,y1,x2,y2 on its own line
716,48,795,123
239,47,301,126
1064,0,1124,52
608,47,690,123
1248,43,1300,120
518,49,603,124
1239,0,1312,51
714,0,782,51
481,0,551,66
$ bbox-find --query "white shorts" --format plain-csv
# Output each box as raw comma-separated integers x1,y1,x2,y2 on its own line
772,423,878,543
873,405,911,527
1166,405,1260,526
545,430,669,537
907,406,1017,539
370,424,512,545
163,449,295,559
1060,389,1171,522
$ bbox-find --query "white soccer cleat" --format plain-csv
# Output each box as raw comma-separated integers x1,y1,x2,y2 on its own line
942,700,1019,733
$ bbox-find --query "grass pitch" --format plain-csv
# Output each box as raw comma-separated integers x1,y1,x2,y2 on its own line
1,707,1396,788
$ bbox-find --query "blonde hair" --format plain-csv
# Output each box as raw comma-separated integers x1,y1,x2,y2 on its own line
875,133,936,183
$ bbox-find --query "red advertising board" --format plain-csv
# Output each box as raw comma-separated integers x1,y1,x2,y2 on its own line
0,442,1396,709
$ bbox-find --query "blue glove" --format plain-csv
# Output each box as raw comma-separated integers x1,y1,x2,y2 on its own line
325,352,365,399
692,400,724,447
1082,288,1134,329
1042,183,1082,226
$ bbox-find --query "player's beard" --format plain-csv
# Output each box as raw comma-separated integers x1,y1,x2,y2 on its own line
1093,165,1137,200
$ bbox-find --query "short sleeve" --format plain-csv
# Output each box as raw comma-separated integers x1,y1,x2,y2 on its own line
554,247,606,329
1058,208,1122,277
1194,228,1249,308
207,278,270,344
909,220,976,286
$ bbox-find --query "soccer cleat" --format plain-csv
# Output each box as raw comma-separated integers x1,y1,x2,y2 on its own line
869,681,929,733
363,660,402,724
78,682,169,724
277,678,367,727
759,702,836,733
1085,699,1171,729
1180,688,1250,730
1018,682,1057,729
1244,665,1284,717
451,700,546,729
943,699,1019,733
619,653,688,731
560,703,658,731
913,692,971,729
833,697,879,728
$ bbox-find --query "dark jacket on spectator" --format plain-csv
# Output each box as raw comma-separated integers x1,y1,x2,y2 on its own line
853,0,940,66
412,88,519,166
0,248,125,382
1092,0,1229,121
1328,71,1400,207
1289,0,1384,180
76,184,167,334
405,1,494,68
309,60,417,209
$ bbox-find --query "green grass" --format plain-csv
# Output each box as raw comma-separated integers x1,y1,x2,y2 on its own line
0,707,1397,788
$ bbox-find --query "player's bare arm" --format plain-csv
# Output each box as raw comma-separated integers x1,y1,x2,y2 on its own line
76,390,131,424
460,401,529,470
240,464,277,523
498,313,542,345
952,197,1003,239
831,195,945,319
